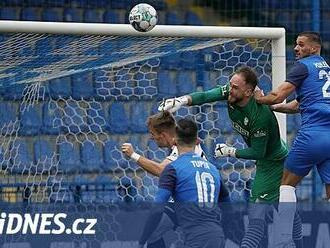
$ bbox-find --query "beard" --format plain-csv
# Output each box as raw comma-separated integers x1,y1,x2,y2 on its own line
228,94,243,105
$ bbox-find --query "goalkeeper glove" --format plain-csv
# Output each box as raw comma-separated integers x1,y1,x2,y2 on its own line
214,143,236,158
158,96,189,113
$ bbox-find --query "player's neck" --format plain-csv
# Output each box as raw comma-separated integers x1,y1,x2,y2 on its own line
237,97,251,107
177,146,194,155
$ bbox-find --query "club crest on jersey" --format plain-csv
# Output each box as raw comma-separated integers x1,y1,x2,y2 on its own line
244,117,249,125
254,130,267,137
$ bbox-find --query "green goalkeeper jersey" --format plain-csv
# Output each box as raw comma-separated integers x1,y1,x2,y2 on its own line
190,84,288,201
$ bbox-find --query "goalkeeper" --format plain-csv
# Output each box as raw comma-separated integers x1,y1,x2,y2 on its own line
159,66,302,248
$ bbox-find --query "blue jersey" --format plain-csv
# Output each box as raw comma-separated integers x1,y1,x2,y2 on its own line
156,152,221,203
155,152,223,245
286,55,330,130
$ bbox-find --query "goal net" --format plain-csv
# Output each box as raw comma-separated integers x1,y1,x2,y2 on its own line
0,21,286,244
0,22,287,203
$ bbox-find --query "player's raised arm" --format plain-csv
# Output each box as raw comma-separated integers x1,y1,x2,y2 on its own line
271,99,300,114
158,84,229,113
121,143,170,177
255,81,296,105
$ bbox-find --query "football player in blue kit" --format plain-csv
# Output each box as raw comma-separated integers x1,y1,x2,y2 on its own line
255,31,330,246
121,111,230,248
138,118,225,248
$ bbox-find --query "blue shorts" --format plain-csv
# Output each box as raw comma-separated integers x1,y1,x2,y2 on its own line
285,130,330,183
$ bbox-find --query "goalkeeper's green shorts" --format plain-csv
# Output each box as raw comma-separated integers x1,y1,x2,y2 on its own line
249,159,284,203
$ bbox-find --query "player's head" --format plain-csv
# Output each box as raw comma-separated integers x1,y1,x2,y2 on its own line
175,118,198,149
295,31,322,59
147,110,176,148
229,66,258,105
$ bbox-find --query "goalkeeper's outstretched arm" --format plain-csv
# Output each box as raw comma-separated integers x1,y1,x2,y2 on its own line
158,85,229,112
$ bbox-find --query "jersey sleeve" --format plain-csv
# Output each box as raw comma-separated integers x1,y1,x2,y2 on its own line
286,62,309,87
235,120,269,160
156,164,176,203
190,84,229,105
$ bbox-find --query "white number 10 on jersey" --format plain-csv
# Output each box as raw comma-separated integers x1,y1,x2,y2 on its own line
195,171,216,203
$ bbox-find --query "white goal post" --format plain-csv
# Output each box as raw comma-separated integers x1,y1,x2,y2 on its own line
0,20,287,140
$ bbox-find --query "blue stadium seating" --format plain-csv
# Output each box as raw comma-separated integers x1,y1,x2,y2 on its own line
3,84,25,100
0,7,20,20
108,102,129,134
81,140,104,172
62,101,88,133
157,70,177,100
166,11,184,25
160,52,181,70
19,104,42,136
198,71,216,90
42,8,63,22
83,9,104,23
59,141,81,172
63,8,83,22
21,7,41,21
177,71,196,95
103,10,121,24
185,10,203,25
110,0,134,9
87,102,109,133
180,51,199,70
10,139,32,173
34,139,53,171
103,139,129,170
42,102,61,135
214,104,233,134
72,72,95,99
49,76,72,99
130,102,148,133
0,102,17,132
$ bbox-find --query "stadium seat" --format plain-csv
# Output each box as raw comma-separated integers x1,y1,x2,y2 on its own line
166,11,184,25
0,102,17,132
94,175,117,202
42,8,63,22
214,104,233,134
42,101,61,135
21,7,41,21
199,71,216,90
146,139,166,162
83,9,104,23
3,84,25,100
63,8,83,22
157,70,177,100
110,0,134,9
62,101,88,133
130,102,148,133
185,10,203,25
59,141,81,172
177,71,196,95
87,102,109,133
160,52,181,70
103,139,129,170
35,37,53,56
49,76,72,99
34,139,54,171
108,102,129,134
19,104,42,136
103,10,121,24
259,75,272,94
10,139,32,173
0,7,20,20
180,51,199,70
71,72,95,99
81,140,104,172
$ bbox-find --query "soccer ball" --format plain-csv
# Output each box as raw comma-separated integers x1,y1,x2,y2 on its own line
129,3,158,32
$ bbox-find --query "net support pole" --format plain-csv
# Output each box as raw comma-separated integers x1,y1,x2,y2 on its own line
272,34,287,141
0,20,287,140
